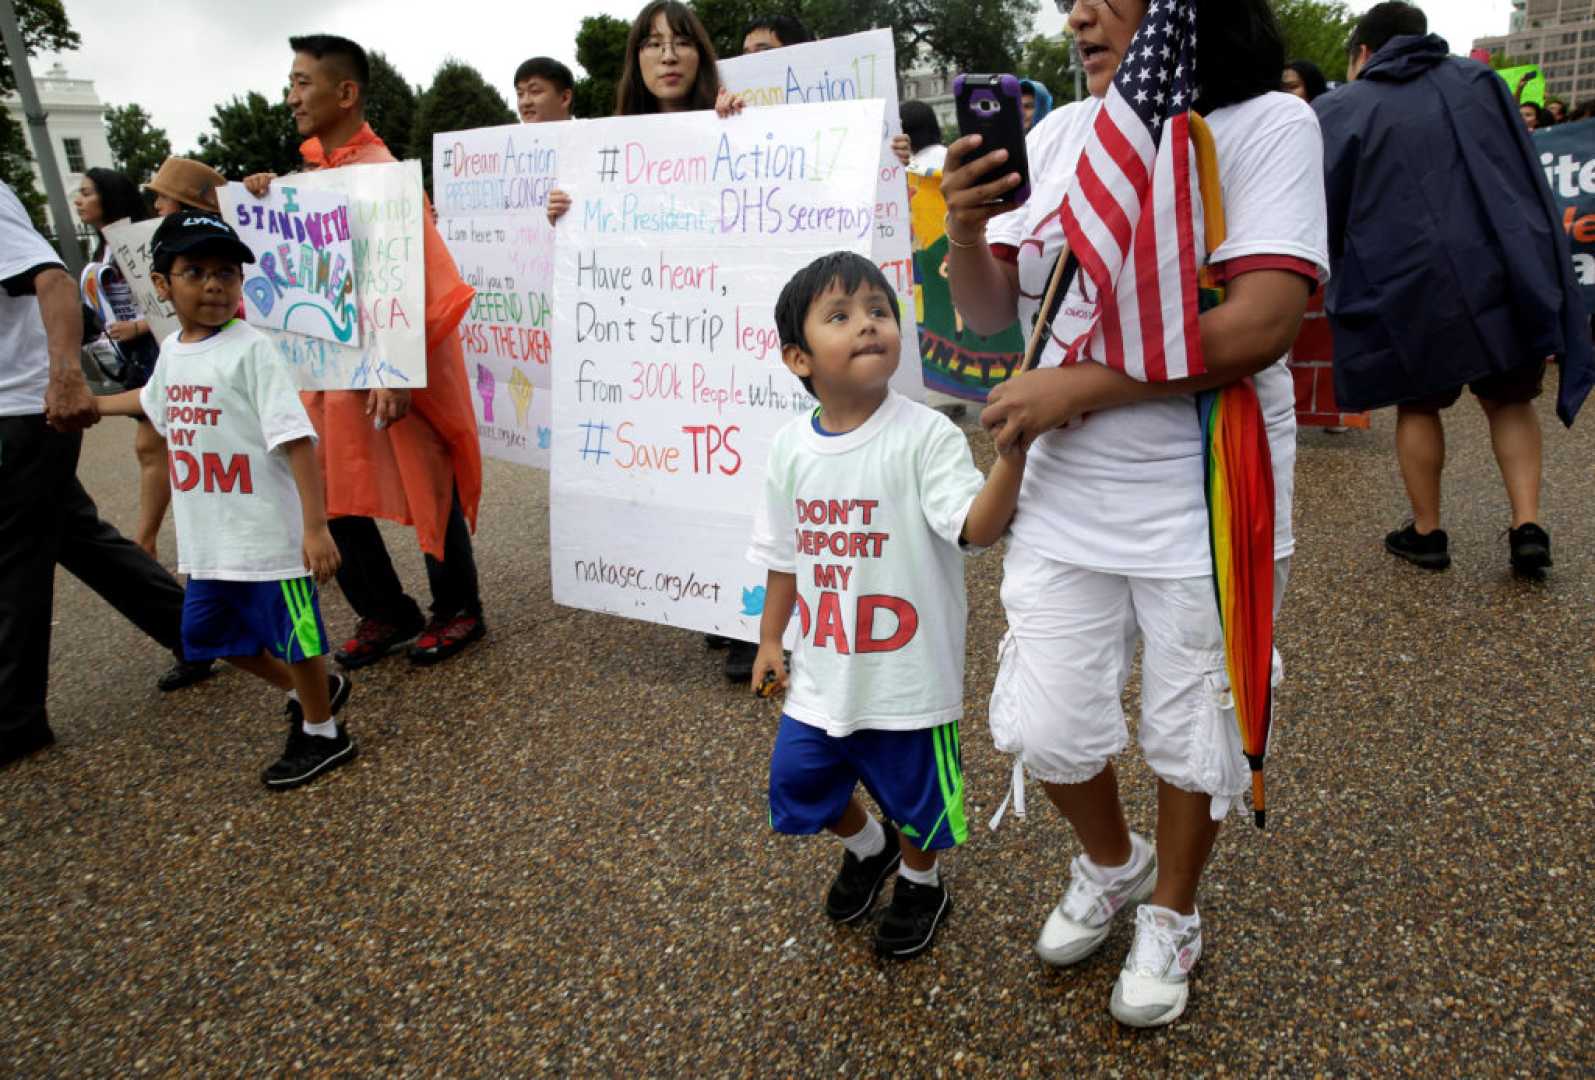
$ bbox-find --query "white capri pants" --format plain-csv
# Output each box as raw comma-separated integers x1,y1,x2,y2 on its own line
989,540,1287,821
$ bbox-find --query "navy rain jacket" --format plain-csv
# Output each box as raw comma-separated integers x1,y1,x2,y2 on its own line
1314,34,1593,425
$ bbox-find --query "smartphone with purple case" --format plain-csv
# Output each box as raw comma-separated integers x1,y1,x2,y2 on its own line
952,73,1031,208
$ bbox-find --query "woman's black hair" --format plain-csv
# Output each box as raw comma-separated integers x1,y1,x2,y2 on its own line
1520,101,1546,129
1283,58,1329,102
899,100,942,155
84,167,149,261
614,1,722,116
742,14,814,49
1193,0,1287,114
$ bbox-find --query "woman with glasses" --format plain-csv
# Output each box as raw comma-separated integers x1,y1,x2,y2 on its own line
74,167,219,692
940,0,1327,1027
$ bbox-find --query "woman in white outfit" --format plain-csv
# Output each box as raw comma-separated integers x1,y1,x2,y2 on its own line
941,0,1329,1027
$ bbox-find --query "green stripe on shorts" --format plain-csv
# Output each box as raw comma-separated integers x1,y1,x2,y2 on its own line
923,721,969,848
280,578,325,658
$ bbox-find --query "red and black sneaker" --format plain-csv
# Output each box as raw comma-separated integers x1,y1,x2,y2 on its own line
408,612,486,666
333,613,425,670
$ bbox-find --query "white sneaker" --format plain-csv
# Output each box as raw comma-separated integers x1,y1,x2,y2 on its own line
1110,904,1202,1028
1034,833,1156,967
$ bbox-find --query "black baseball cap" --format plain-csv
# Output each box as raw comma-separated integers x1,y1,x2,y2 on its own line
150,211,255,271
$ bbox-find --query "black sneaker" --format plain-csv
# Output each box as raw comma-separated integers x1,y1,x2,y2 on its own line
156,658,216,693
1508,522,1552,578
262,723,357,790
1,723,55,769
724,642,757,683
824,821,901,923
334,611,426,669
874,876,952,959
283,673,353,727
1385,523,1450,570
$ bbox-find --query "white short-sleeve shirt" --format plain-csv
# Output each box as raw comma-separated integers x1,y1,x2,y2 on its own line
0,182,63,417
747,392,986,736
985,92,1330,577
140,320,319,581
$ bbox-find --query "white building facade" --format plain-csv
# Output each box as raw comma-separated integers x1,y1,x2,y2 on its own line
2,62,114,194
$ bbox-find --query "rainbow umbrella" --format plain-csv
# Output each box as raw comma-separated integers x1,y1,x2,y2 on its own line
1191,114,1275,829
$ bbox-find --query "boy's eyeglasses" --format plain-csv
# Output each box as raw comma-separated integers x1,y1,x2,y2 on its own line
170,267,242,286
641,36,698,56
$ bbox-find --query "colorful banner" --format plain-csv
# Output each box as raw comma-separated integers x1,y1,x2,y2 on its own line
254,161,428,390
906,170,1025,400
218,182,359,347
99,217,181,341
432,123,559,468
1496,64,1545,106
549,101,884,637
719,29,924,403
1535,117,1595,314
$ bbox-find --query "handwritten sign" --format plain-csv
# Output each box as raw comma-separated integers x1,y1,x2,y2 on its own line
549,101,884,637
907,170,1024,400
720,29,924,403
432,122,560,468
100,217,180,341
254,160,427,390
218,182,359,347
1536,118,1595,314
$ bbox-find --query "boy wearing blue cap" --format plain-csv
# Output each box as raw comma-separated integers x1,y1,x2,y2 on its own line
96,212,355,788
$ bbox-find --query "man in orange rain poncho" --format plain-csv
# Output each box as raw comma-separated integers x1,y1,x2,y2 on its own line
245,33,485,668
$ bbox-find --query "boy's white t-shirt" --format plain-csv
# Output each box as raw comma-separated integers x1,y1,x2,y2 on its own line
986,92,1330,578
747,391,986,737
139,320,318,581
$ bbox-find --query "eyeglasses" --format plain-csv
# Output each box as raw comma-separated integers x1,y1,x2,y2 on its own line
170,267,242,286
641,36,698,57
1056,0,1118,13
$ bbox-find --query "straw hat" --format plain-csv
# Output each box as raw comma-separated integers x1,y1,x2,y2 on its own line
145,157,227,213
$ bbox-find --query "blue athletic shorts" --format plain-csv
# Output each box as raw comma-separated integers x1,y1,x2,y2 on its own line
181,577,329,663
768,715,968,851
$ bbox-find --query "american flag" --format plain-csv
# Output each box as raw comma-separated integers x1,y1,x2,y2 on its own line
1049,0,1204,382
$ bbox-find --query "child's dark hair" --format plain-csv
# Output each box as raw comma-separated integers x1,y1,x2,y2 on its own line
514,56,575,94
775,252,900,395
289,34,371,90
899,101,942,154
742,14,815,49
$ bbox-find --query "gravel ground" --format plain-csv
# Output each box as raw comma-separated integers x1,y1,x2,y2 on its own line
3,396,1592,1076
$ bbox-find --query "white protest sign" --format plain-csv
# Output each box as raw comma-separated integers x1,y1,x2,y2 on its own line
550,100,884,637
256,160,428,390
217,182,359,347
432,122,561,468
720,28,924,402
100,217,180,341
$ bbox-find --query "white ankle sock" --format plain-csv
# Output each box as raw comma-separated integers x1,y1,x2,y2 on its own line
839,813,886,859
1081,835,1147,887
302,718,338,739
899,860,939,887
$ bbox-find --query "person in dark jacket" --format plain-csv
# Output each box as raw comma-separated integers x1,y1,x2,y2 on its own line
1315,1,1594,577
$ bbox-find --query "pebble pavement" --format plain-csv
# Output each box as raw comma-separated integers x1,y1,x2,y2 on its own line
3,396,1592,1075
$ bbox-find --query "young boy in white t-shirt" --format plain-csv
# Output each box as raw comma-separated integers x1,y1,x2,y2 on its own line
96,212,355,789
747,252,1025,957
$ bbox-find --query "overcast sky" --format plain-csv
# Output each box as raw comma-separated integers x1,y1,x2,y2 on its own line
34,0,1515,154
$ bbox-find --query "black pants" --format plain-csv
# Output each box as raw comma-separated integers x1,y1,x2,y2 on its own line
0,415,185,743
327,488,480,626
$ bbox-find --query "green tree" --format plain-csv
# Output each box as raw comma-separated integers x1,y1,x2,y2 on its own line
1019,32,1077,105
411,59,515,193
0,112,44,225
0,0,81,226
365,50,418,161
193,91,302,179
572,14,630,118
103,103,171,185
1271,0,1357,82
0,0,79,92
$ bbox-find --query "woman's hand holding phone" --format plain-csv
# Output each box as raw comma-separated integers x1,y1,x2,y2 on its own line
941,135,1026,247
